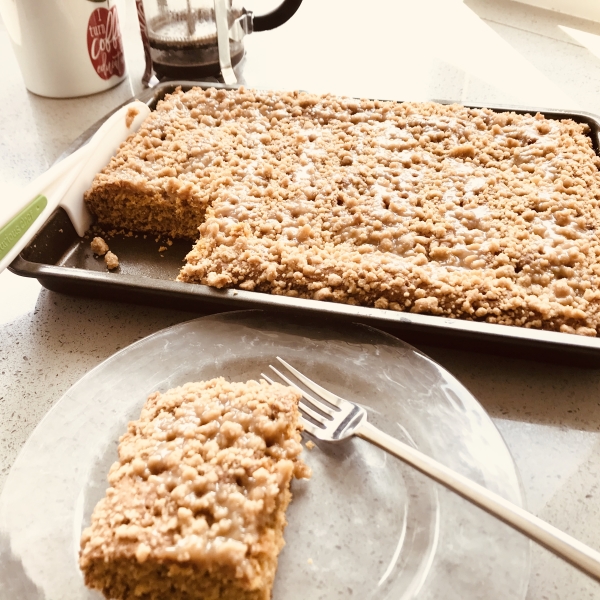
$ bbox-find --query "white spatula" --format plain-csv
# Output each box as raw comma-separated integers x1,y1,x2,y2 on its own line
0,100,151,274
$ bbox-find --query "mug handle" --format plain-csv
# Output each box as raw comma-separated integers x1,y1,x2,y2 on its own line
253,0,303,32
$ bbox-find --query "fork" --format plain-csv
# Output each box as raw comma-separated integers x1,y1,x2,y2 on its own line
262,357,600,584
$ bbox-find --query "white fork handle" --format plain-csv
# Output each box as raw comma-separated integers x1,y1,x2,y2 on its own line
357,419,600,583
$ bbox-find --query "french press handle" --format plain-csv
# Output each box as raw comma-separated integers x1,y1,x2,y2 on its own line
252,0,303,32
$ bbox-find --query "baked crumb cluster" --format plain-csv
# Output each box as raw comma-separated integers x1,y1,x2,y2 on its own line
91,236,109,256
87,86,600,336
90,236,119,270
80,378,309,600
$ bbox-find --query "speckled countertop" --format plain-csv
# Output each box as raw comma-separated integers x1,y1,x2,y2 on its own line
1,0,600,598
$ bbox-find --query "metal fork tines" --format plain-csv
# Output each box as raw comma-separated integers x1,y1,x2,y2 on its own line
261,356,600,585
261,357,366,441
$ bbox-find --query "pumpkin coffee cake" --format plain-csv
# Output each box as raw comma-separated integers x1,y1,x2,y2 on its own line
85,86,600,336
79,378,310,600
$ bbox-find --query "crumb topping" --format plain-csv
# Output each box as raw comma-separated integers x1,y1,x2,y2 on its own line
87,86,600,336
174,87,600,336
80,378,309,584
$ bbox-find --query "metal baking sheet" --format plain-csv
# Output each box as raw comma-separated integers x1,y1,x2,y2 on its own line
10,81,600,365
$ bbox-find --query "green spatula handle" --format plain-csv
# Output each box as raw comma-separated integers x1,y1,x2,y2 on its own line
0,195,47,262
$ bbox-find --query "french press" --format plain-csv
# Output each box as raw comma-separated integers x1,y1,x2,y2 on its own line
137,0,303,82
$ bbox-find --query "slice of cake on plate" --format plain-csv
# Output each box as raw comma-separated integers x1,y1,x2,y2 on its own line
79,377,310,600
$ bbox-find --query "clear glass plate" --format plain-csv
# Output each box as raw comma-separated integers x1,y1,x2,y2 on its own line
0,311,530,600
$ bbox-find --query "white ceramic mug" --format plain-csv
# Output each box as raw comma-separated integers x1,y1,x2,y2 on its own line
0,0,127,98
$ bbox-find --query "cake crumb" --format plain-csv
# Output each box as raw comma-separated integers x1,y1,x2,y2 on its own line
307,558,313,565
305,440,316,450
158,245,167,252
90,236,109,256
105,251,119,270
125,106,140,129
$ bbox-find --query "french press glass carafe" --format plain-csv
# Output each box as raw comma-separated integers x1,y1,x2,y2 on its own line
138,0,302,80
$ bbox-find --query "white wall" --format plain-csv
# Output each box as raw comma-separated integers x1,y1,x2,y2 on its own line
511,0,600,23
